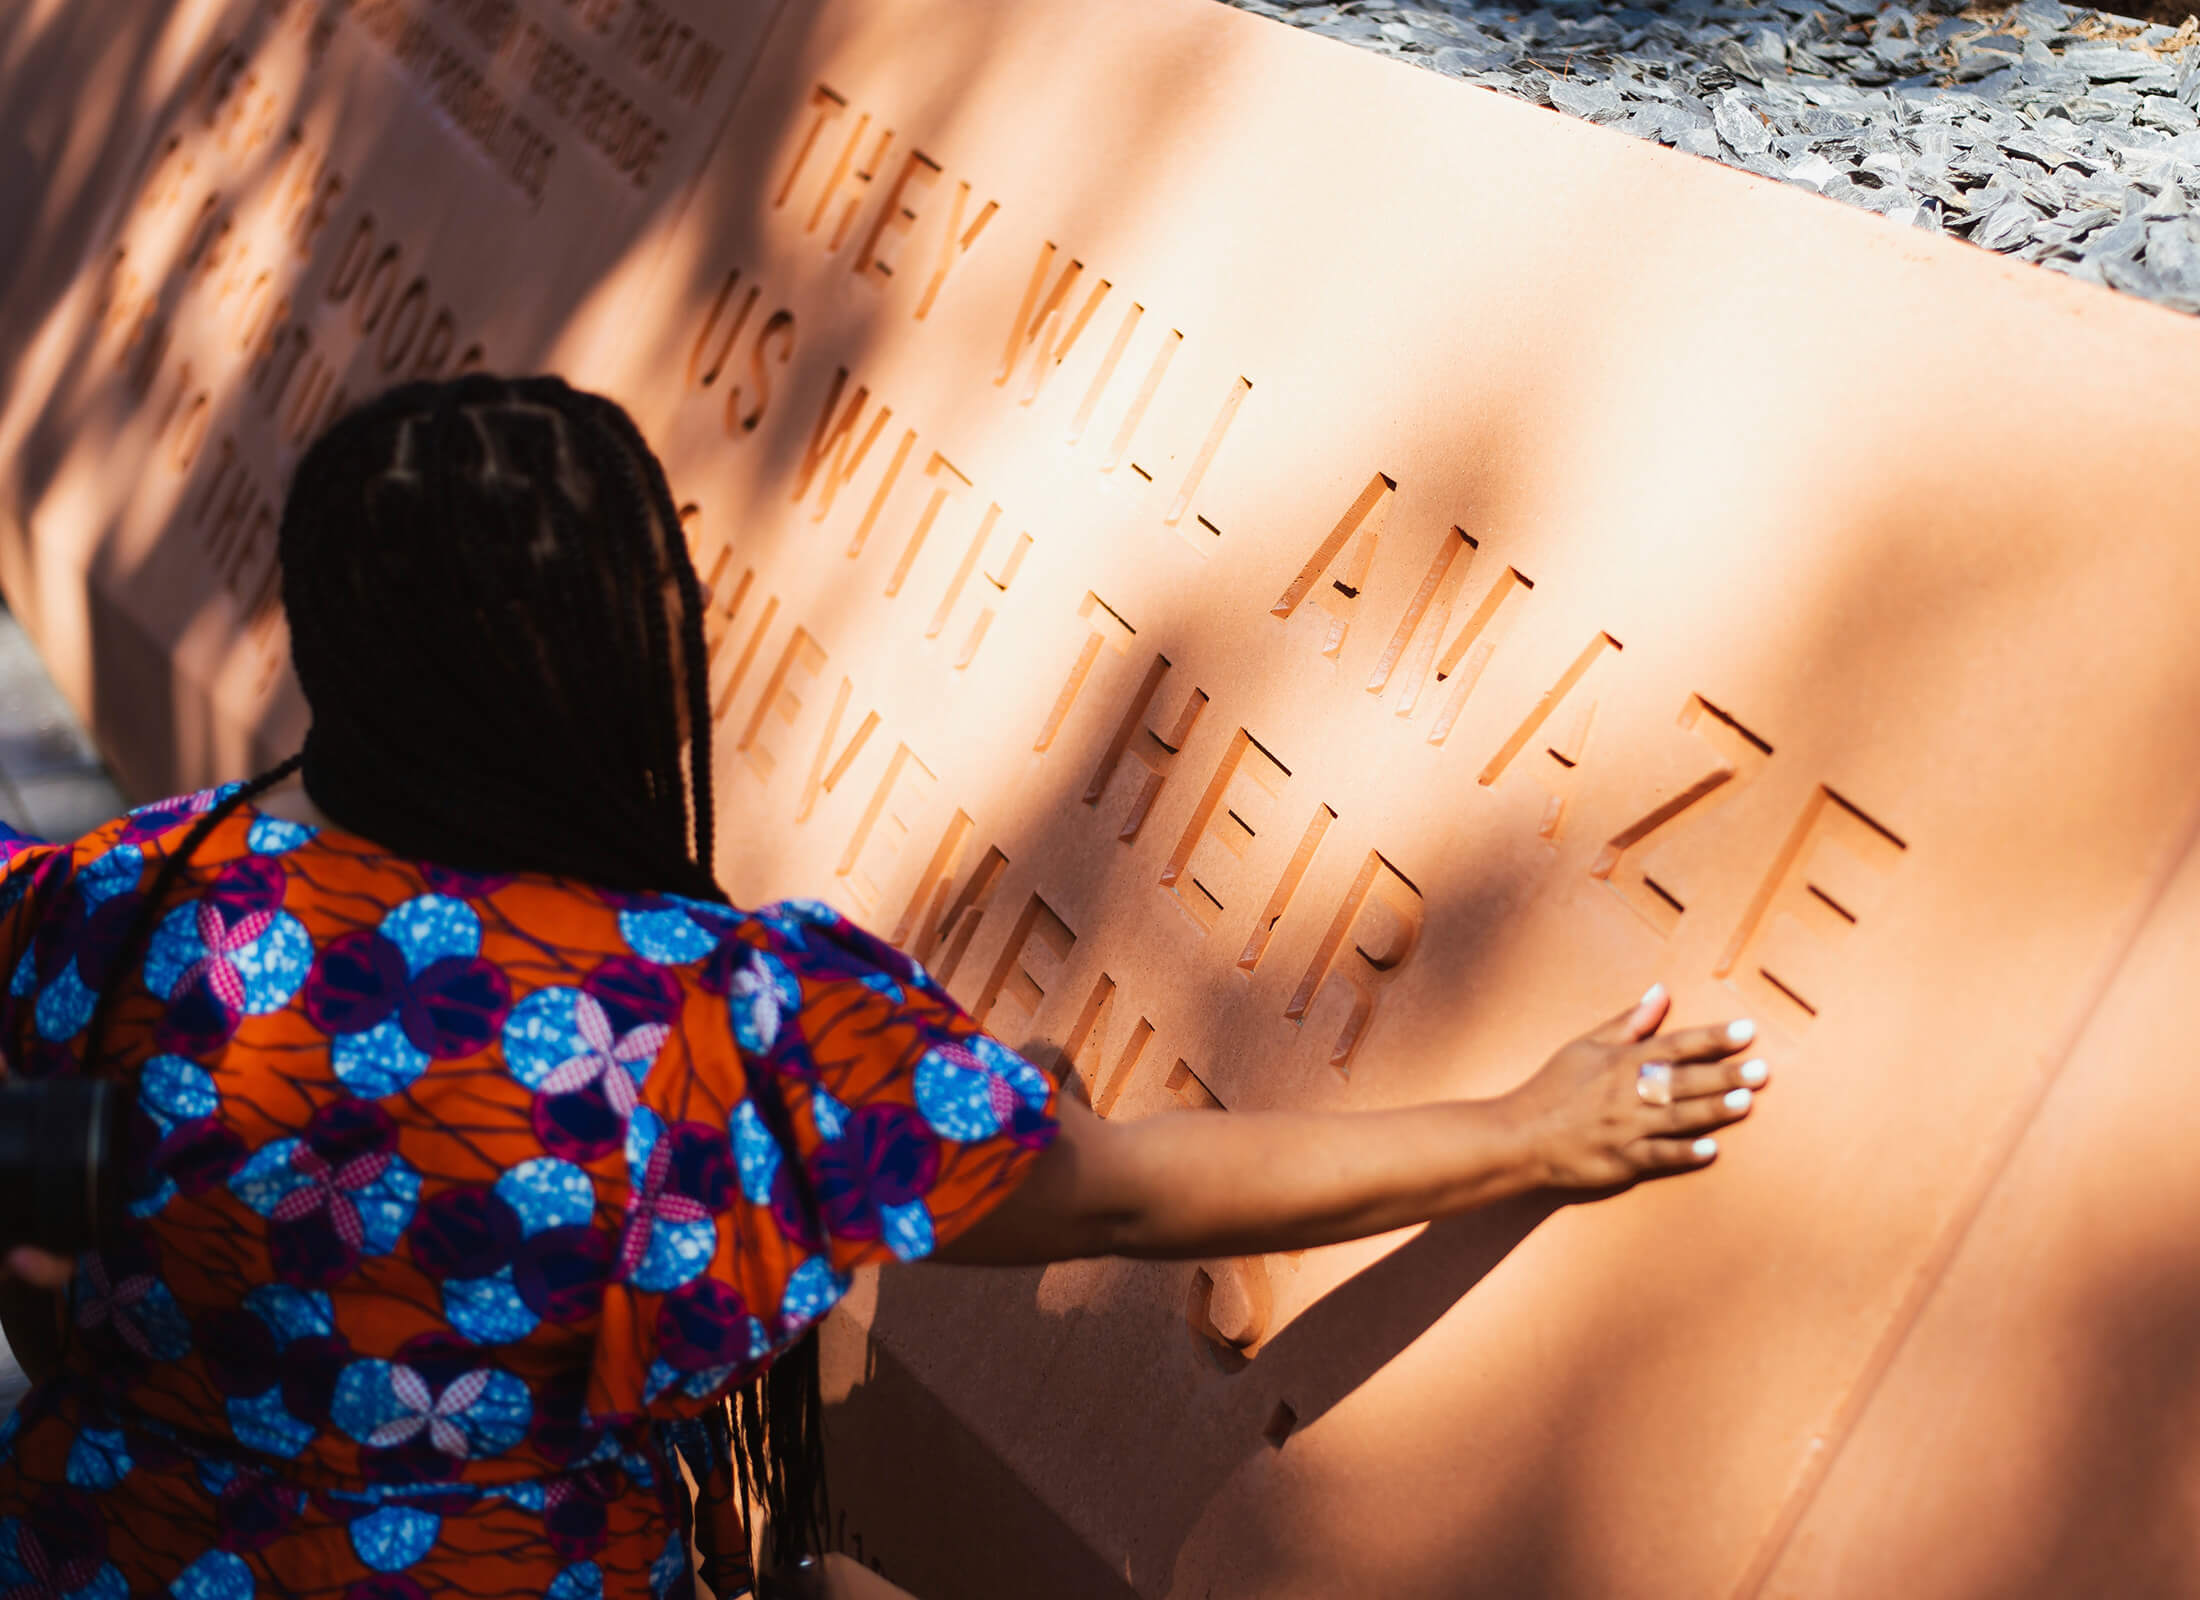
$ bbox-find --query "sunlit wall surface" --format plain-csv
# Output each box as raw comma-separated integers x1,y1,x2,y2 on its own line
5,1,2200,1595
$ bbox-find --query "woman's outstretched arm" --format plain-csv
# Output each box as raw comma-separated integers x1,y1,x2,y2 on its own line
934,986,1767,1266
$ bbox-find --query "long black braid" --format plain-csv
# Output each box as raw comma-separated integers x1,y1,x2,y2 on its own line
80,375,827,1594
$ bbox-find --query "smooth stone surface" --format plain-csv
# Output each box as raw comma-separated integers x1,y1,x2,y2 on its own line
10,1,2200,1596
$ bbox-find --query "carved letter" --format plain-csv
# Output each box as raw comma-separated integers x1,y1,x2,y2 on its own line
914,182,997,321
854,149,940,287
1271,473,1395,663
1063,974,1157,1117
1166,376,1252,548
1160,729,1292,939
997,242,1109,403
973,894,1076,1050
725,310,794,434
1417,567,1534,745
1369,526,1473,698
796,676,879,825
1084,656,1209,842
1287,851,1423,1077
910,836,1008,992
791,367,892,521
1718,787,1906,1022
1239,805,1335,974
772,86,848,213
711,590,775,727
808,114,892,254
1478,631,1622,839
1102,325,1182,481
927,505,1031,670
688,268,754,389
1591,697,1773,938
883,452,973,599
736,626,827,787
1034,592,1137,754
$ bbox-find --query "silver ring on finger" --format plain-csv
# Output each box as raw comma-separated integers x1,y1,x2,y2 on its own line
1635,1060,1674,1107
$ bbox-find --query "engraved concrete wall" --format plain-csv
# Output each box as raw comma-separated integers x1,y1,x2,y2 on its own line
0,0,778,792
6,0,2200,1595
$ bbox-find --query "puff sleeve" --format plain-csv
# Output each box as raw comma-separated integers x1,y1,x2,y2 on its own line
587,898,1059,1422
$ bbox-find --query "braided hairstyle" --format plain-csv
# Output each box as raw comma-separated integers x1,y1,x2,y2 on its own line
83,374,827,1592
283,374,722,892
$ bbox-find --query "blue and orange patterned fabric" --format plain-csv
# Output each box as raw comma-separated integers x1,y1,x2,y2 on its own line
0,787,1057,1598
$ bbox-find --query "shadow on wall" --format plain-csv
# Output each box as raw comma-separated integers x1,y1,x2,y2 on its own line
833,1190,1565,1599
0,0,1209,783
0,5,1344,1592
10,5,2197,1600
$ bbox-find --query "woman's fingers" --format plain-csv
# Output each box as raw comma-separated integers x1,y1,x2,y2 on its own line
1662,1057,1770,1103
1653,1085,1757,1135
1588,983,1672,1047
3,1247,74,1289
1639,1134,1722,1171
1639,1018,1757,1065
1629,1053,1768,1137
1524,998,1770,1190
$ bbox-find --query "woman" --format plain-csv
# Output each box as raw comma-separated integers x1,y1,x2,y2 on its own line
0,375,1765,1598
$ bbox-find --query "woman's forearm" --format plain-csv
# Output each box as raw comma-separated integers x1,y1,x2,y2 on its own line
933,992,1765,1268
1092,1100,1540,1259
939,1097,1542,1265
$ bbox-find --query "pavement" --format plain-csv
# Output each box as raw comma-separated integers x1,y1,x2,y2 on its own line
0,608,126,844
0,605,126,1418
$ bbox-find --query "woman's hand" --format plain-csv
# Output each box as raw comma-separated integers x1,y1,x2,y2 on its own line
1501,984,1768,1191
0,1247,73,1290
0,1248,72,1386
937,983,1770,1266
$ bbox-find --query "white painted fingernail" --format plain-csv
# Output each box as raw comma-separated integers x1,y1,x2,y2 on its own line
1639,982,1665,1009
1738,1058,1768,1087
1692,1137,1718,1160
1727,1019,1757,1045
1724,1087,1753,1112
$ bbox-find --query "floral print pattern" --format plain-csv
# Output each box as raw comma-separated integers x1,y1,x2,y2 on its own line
0,796,1055,1597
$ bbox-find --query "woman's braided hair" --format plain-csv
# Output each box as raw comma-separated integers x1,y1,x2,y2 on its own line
285,374,722,892
82,374,827,1591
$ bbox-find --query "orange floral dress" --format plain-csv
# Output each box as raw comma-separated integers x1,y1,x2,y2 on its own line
0,787,1057,1598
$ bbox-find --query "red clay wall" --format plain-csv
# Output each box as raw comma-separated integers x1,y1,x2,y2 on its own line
5,1,2200,1594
